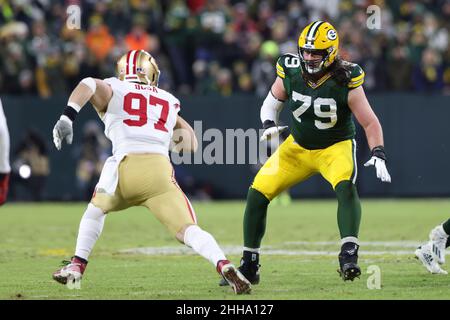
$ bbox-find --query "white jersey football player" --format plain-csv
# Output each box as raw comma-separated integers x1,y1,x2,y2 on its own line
51,50,251,294
0,98,11,205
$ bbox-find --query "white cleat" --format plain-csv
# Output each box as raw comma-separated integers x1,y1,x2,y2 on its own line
415,243,448,275
217,260,251,295
429,226,448,265
52,257,86,289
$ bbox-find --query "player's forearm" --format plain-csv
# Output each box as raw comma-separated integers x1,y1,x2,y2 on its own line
173,117,198,153
172,129,198,153
183,133,198,153
260,91,284,125
53,78,98,150
363,120,384,150
65,78,97,120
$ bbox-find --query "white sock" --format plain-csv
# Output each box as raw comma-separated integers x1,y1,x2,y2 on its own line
183,225,227,267
74,203,105,261
341,236,359,245
0,101,11,173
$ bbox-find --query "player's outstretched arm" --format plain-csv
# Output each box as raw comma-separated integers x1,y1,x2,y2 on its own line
259,77,288,142
171,115,198,153
348,86,391,183
52,78,112,150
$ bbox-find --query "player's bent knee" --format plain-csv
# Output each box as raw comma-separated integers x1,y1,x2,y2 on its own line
90,197,110,214
333,176,353,189
250,183,274,202
91,192,128,213
335,180,358,200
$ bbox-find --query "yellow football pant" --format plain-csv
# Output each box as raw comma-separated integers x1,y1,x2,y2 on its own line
252,135,357,200
92,154,197,236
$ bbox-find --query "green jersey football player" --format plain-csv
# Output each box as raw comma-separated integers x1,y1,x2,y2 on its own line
222,20,391,285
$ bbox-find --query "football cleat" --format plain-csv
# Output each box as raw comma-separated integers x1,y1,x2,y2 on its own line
337,242,361,281
217,260,251,295
52,256,87,288
415,243,447,275
219,258,260,286
429,226,448,265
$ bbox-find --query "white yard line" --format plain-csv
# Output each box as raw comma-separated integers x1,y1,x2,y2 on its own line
283,241,422,248
119,241,425,256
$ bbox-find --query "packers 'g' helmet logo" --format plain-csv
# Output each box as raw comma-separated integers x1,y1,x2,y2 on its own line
327,29,337,40
117,50,161,86
297,21,339,74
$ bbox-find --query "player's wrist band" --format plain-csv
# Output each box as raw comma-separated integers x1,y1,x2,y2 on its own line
62,103,80,122
263,120,276,129
371,145,387,161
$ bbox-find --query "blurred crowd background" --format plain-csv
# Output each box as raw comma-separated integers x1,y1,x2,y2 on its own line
2,0,450,201
1,0,449,98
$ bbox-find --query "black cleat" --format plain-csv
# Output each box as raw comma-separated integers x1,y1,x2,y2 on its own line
337,242,361,281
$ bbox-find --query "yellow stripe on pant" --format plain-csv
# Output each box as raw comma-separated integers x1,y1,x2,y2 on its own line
252,135,356,200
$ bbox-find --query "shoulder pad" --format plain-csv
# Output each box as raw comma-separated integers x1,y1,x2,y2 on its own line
276,53,300,79
345,62,365,89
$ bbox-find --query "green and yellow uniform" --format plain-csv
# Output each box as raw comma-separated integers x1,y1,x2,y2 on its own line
277,53,364,149
252,53,365,200
241,23,365,282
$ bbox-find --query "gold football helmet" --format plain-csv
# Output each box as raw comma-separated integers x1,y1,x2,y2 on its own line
297,21,339,74
116,50,160,86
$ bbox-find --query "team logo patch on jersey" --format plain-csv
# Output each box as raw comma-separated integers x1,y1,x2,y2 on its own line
327,29,337,40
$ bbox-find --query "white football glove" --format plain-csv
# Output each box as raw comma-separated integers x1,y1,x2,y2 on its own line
364,146,391,183
260,120,288,142
52,116,73,150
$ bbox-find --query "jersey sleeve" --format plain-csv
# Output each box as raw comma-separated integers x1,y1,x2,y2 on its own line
102,77,122,94
103,77,117,85
173,98,181,115
163,90,181,115
347,64,365,89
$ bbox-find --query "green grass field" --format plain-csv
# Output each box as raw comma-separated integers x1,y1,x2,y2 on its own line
0,199,449,300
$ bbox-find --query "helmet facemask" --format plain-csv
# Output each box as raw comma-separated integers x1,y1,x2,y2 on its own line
298,47,330,74
138,57,160,87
